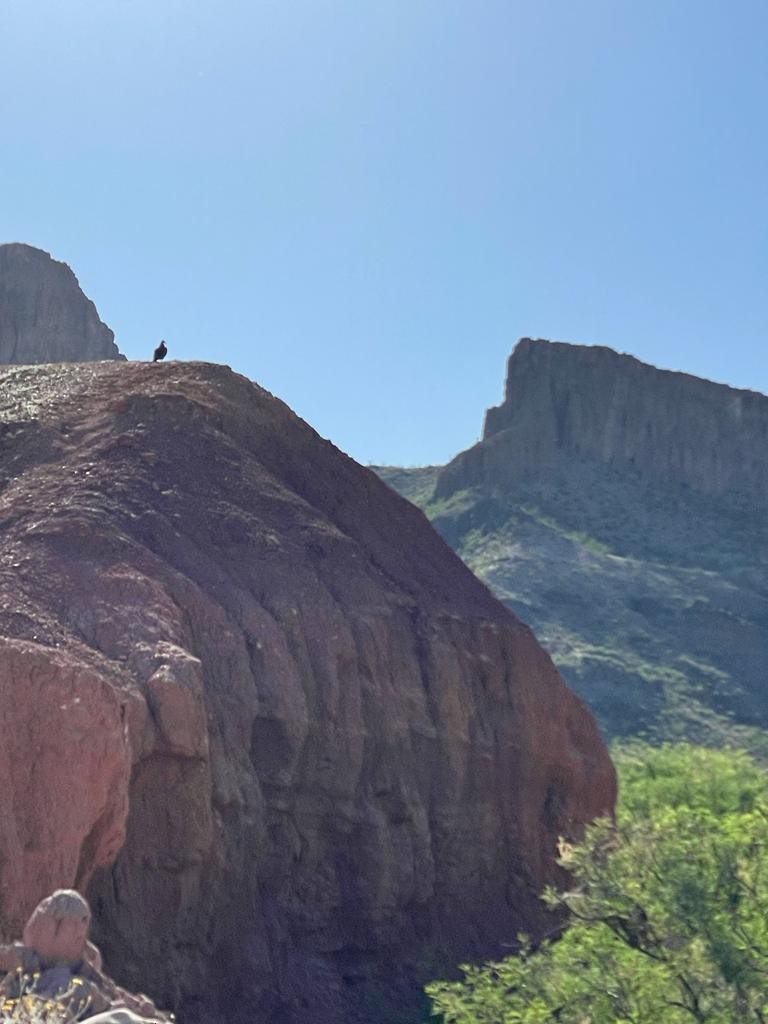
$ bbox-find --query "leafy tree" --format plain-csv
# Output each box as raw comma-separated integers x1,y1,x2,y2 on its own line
427,744,768,1023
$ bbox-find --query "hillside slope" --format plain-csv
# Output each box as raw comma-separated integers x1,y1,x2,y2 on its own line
375,339,768,749
0,360,614,1024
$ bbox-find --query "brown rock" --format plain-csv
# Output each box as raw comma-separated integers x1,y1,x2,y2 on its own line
85,940,104,972
0,361,616,1023
0,244,124,364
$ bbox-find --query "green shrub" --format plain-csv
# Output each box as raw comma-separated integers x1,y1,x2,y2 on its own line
427,744,768,1023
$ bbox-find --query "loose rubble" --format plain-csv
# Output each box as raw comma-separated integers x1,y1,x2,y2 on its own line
0,892,171,1023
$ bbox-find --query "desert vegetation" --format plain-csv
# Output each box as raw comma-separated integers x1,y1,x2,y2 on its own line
0,973,88,1024
374,464,768,754
427,744,768,1023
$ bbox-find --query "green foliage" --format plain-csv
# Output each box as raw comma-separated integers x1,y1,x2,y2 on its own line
519,505,614,556
427,744,768,1023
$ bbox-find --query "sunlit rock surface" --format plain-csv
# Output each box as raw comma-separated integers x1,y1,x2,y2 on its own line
0,360,614,1023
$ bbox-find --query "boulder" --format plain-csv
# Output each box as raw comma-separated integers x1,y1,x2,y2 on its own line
23,890,90,968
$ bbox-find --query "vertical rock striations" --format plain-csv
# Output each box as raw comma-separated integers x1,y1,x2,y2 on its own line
0,361,615,1023
0,890,172,1022
0,244,124,363
436,337,768,502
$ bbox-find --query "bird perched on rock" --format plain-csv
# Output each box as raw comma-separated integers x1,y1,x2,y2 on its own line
152,340,167,362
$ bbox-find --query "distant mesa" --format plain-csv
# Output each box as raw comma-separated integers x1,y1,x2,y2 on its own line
0,243,124,364
436,337,768,502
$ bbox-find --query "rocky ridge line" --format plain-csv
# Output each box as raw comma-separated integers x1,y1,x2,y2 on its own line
436,337,768,502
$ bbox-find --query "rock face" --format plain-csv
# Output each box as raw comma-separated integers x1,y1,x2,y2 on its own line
0,360,615,1023
0,244,124,363
379,339,768,748
436,337,768,502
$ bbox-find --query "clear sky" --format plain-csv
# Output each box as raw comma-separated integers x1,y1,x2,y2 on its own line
1,1,766,466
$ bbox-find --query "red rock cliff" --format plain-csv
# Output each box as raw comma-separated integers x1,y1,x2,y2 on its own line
0,361,615,1023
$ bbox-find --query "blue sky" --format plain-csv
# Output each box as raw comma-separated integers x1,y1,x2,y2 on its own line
1,1,766,465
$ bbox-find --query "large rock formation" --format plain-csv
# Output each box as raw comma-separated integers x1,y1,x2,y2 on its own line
0,244,124,363
436,337,768,502
377,339,768,747
0,360,615,1024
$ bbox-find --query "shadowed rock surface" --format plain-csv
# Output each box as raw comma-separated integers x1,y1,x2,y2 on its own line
0,244,124,363
0,360,614,1024
436,337,768,503
375,339,768,749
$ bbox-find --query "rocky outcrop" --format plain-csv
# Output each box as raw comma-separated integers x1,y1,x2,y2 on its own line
0,641,133,937
0,890,170,1022
436,337,768,502
379,340,768,749
0,244,124,363
0,361,615,1023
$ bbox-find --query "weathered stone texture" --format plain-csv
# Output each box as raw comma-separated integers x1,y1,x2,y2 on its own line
0,361,615,1023
0,641,133,937
0,243,123,363
436,337,768,501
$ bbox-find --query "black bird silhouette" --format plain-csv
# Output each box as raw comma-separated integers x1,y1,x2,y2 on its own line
153,340,168,362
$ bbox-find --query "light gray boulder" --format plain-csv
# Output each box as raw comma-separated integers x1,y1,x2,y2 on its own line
22,889,91,967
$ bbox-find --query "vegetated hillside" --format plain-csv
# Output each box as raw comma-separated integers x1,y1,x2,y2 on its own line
0,360,614,1024
374,339,768,751
428,743,768,1024
0,243,124,363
